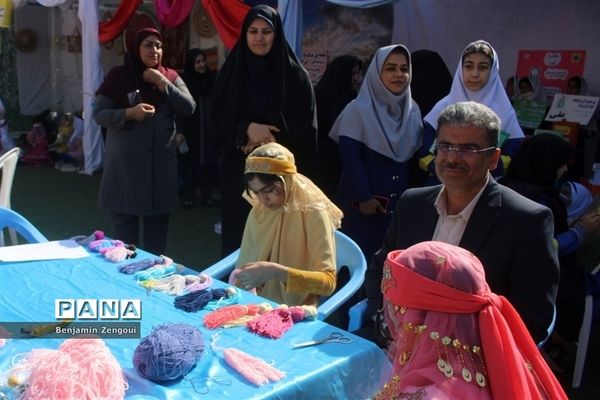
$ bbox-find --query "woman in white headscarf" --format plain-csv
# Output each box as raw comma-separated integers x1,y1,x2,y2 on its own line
329,44,423,260
420,40,524,182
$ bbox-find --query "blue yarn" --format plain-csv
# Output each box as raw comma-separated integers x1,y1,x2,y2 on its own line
174,289,213,312
173,288,237,312
135,263,181,281
133,323,205,383
204,287,241,311
118,257,163,274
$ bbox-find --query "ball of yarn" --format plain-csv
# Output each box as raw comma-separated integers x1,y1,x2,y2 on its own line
133,324,205,383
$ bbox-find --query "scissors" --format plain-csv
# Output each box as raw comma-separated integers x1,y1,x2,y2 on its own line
292,332,353,349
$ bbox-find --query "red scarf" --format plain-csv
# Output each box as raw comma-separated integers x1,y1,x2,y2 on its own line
384,248,567,400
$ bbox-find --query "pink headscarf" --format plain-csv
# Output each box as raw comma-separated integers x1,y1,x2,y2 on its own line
375,241,566,400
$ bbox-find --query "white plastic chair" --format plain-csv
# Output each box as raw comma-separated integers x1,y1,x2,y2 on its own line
0,207,48,245
202,230,367,320
572,263,600,388
0,147,21,245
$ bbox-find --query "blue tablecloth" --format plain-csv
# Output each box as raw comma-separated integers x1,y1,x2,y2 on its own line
0,247,390,399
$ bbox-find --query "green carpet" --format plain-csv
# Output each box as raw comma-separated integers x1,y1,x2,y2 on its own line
11,164,221,271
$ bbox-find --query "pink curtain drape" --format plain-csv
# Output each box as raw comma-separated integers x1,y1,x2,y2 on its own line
154,0,196,28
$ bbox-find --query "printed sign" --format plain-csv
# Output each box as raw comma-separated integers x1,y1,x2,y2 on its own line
513,99,547,129
545,94,599,125
302,49,328,85
516,50,586,104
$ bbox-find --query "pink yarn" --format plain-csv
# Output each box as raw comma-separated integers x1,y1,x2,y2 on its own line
223,347,285,386
89,239,125,253
247,305,318,338
247,308,293,339
8,338,127,399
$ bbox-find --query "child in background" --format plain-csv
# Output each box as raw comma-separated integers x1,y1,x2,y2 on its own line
561,181,600,271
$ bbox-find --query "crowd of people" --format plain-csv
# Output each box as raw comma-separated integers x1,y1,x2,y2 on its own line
85,4,596,398
2,3,594,397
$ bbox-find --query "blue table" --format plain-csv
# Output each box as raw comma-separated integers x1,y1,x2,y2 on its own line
0,246,390,399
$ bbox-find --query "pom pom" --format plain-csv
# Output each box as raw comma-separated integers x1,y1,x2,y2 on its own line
223,347,285,386
289,305,318,322
133,324,204,383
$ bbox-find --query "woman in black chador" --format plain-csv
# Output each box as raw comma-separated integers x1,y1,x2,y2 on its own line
211,5,317,256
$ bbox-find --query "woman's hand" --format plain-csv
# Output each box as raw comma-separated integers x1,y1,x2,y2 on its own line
175,133,186,146
125,103,155,121
143,68,169,92
236,261,287,289
358,198,386,216
241,122,279,154
578,211,600,233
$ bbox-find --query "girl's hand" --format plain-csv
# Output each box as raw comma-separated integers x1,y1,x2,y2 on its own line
236,261,287,289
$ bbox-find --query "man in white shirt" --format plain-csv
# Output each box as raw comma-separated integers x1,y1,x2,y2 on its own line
364,101,558,344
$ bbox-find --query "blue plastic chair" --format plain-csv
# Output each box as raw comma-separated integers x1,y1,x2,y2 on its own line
347,298,368,333
0,207,48,245
202,230,367,320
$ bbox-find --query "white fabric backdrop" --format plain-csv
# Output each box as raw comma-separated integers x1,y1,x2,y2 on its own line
14,6,51,115
78,0,104,175
392,0,600,96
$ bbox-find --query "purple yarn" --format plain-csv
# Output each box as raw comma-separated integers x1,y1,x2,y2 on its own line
173,288,229,313
133,323,205,383
173,289,213,312
118,257,163,274
210,288,229,300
